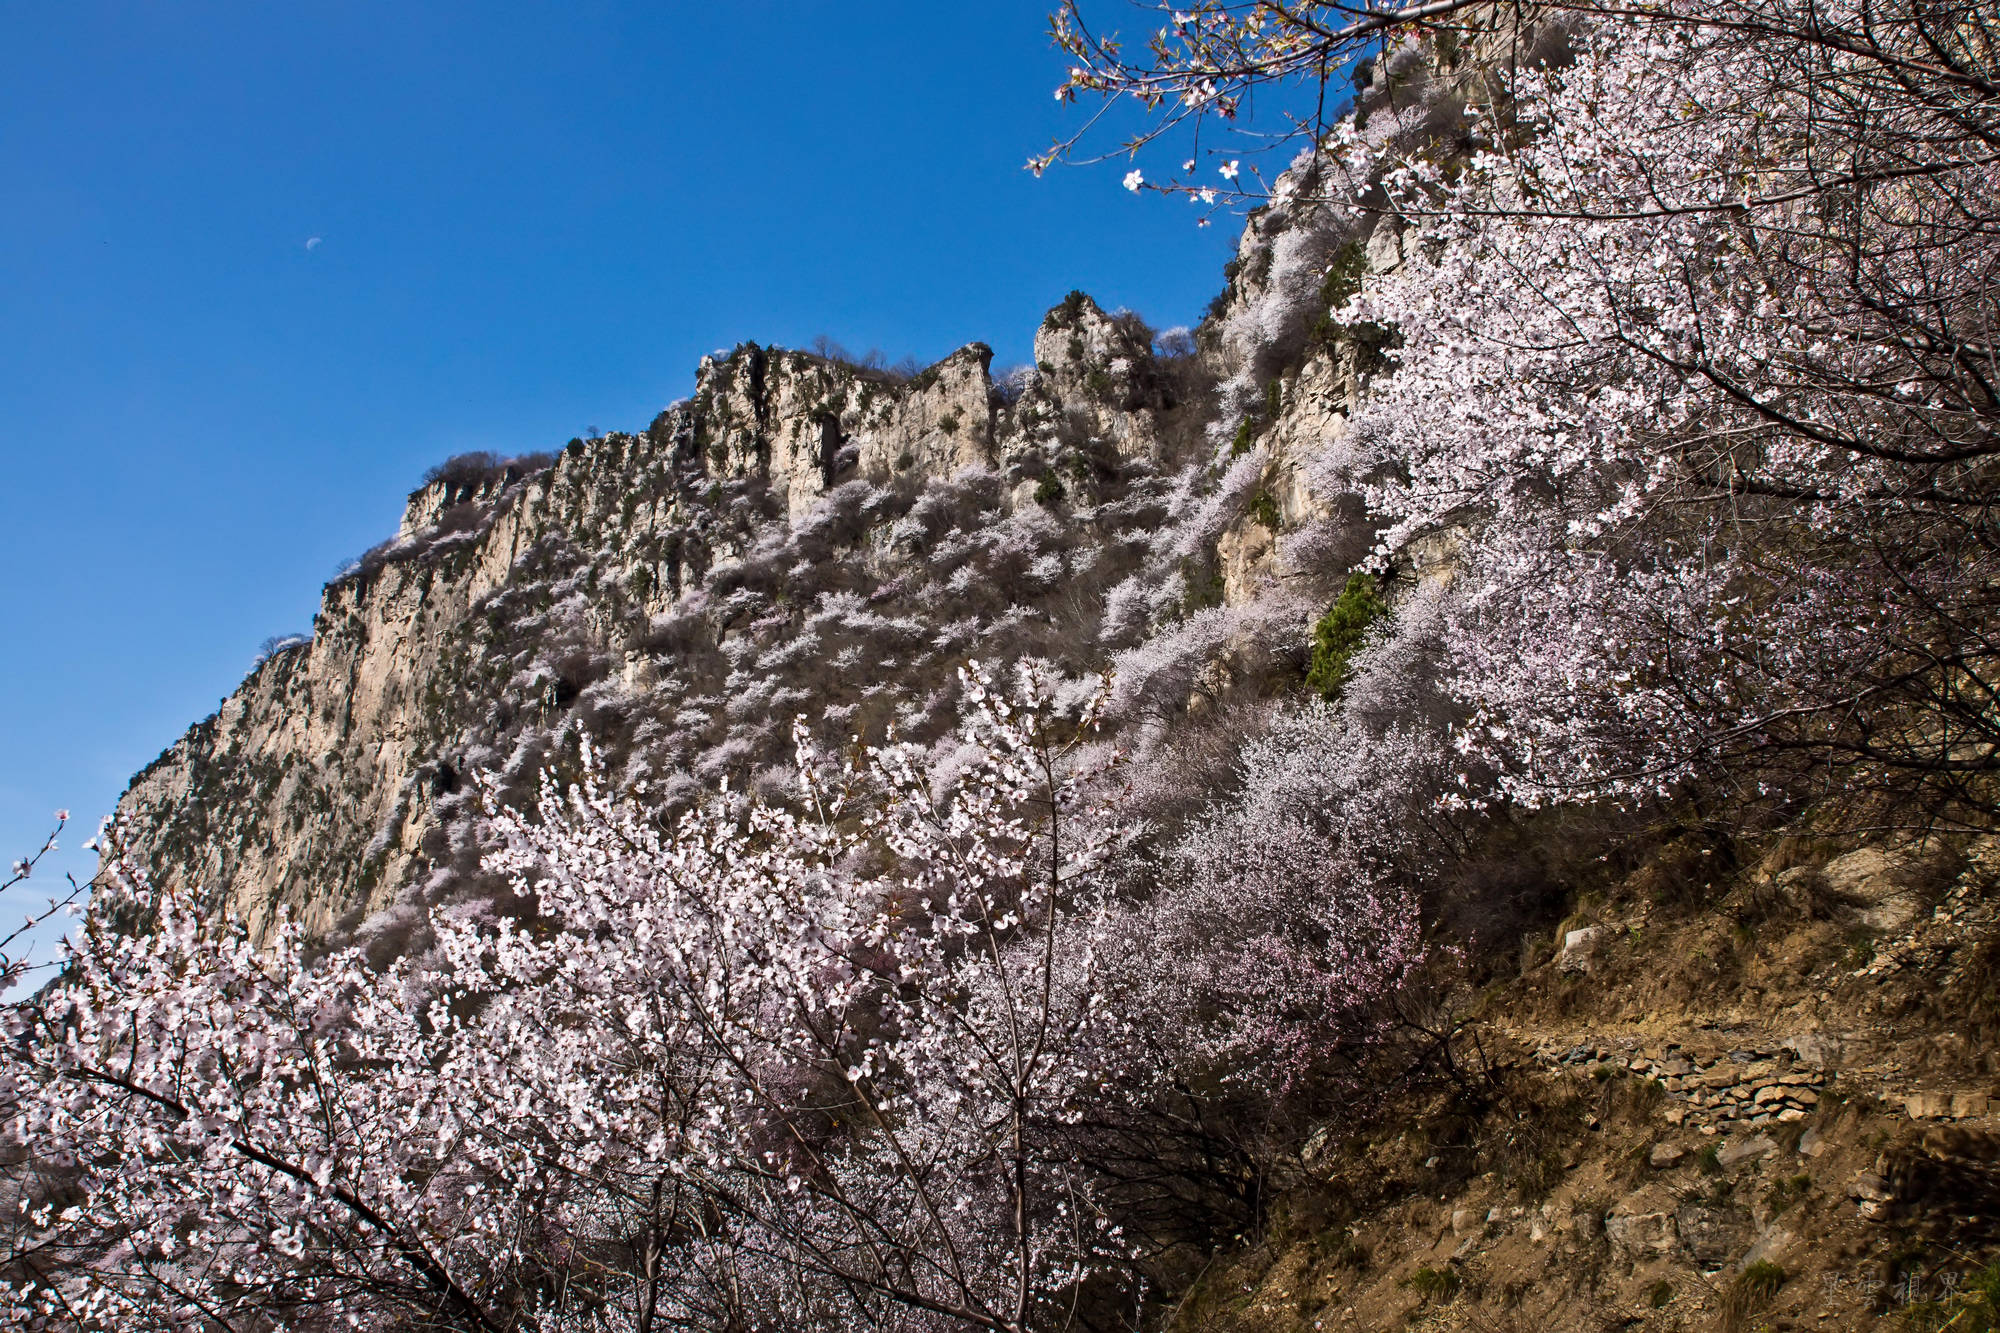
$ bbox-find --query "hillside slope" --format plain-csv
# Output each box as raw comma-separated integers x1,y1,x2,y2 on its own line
1169,827,2000,1331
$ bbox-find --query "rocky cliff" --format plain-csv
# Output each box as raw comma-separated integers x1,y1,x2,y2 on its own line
113,303,1277,946
107,0,1462,955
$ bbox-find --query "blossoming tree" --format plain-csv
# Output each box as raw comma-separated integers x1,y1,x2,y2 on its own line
1058,0,2000,824
0,668,1159,1331
1326,3,2000,819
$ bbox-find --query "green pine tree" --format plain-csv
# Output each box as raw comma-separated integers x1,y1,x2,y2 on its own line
1306,572,1387,699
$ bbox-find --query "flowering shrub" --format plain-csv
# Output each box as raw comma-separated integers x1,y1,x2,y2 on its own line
0,813,86,999
1108,699,1435,1093
1,846,487,1331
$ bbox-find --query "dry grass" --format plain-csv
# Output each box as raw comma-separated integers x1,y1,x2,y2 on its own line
1718,1260,1787,1333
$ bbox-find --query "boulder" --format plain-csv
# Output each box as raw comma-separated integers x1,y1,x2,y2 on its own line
1821,847,1926,932
1717,1135,1778,1168
1556,926,1606,976
1849,1171,1893,1203
1782,1031,1846,1068
1677,1202,1753,1267
1606,1207,1677,1258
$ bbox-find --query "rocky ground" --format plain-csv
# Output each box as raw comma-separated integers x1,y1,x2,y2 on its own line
1172,830,2000,1332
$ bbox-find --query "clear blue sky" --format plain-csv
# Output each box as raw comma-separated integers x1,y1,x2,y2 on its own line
0,2,1246,965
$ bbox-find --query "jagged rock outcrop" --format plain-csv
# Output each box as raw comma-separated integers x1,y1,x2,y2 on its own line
1026,292,1178,465
694,342,999,518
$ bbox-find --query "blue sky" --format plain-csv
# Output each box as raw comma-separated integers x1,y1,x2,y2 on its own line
0,2,1248,969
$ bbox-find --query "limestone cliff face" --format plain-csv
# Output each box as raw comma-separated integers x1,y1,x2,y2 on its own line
113,321,1240,943
121,434,671,941
115,340,1021,940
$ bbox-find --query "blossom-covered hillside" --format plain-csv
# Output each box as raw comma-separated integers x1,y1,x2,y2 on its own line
110,298,1297,947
